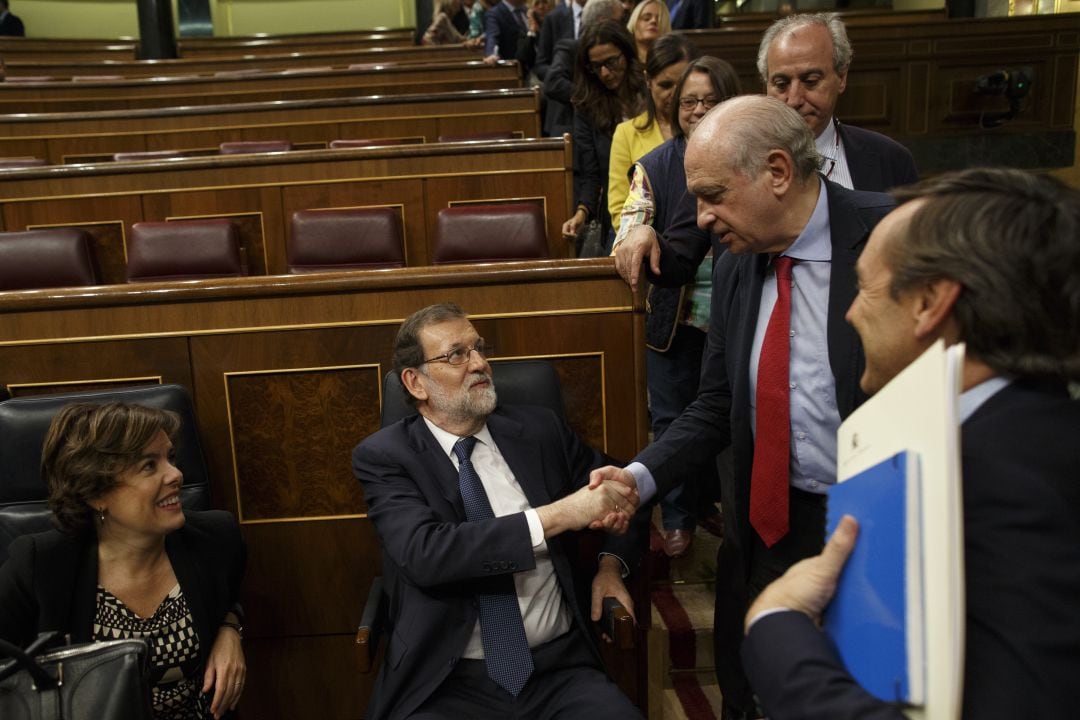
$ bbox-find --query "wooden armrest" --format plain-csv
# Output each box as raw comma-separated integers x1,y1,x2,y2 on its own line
601,596,634,651
355,577,386,674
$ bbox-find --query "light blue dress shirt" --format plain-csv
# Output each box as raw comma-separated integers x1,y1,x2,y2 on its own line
749,177,840,494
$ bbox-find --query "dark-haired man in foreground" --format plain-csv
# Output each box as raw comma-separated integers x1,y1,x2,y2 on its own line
742,168,1080,719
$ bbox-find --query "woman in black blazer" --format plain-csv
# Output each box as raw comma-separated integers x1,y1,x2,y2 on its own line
560,19,645,255
0,402,246,720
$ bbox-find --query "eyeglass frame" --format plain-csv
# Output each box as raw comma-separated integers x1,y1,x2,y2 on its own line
678,95,720,111
587,53,626,76
421,339,494,367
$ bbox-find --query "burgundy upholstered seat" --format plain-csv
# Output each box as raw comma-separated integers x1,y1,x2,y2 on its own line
436,131,516,142
329,139,409,149
288,208,405,273
0,228,99,290
218,140,293,155
126,219,245,282
432,203,548,265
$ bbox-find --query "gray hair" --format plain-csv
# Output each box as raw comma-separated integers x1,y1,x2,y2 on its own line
708,95,821,182
756,12,853,83
888,168,1080,381
581,0,623,30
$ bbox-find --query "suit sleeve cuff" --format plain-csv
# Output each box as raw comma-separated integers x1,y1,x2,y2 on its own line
745,607,798,634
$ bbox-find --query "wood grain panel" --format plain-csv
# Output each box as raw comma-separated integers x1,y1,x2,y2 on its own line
227,365,378,521
241,634,374,720
0,337,192,399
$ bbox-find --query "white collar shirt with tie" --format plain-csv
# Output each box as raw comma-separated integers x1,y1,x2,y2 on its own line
423,416,572,657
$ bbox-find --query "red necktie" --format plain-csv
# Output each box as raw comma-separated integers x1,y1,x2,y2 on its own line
750,256,794,548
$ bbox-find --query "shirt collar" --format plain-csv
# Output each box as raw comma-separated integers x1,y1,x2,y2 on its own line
780,176,831,263
958,375,1011,423
815,117,839,160
423,415,495,459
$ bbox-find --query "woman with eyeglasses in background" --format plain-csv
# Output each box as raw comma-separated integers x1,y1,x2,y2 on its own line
561,19,645,255
611,57,741,558
607,33,697,237
626,0,671,65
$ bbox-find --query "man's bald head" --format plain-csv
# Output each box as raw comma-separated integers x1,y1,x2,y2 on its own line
687,95,820,183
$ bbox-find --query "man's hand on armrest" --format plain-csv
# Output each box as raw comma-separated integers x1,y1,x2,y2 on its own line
612,225,662,293
591,554,635,644
745,515,859,634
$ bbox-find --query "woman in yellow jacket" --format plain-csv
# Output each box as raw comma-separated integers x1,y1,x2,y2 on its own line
607,33,697,234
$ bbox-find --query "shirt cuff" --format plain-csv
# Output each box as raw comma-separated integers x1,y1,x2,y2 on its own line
524,508,545,548
597,551,630,578
625,461,657,504
745,607,797,634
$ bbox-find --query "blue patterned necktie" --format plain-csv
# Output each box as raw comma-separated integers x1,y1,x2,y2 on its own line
452,436,534,696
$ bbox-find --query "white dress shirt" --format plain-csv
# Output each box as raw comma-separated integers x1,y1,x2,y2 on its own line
423,417,572,656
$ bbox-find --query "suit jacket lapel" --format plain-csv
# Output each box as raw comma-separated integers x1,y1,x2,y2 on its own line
837,122,882,192
486,410,551,510
824,179,869,418
733,253,768,419
406,416,467,518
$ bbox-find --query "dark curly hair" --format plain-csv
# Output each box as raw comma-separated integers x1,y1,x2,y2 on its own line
571,20,646,134
42,402,180,533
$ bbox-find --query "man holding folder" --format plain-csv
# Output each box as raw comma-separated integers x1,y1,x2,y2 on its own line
741,167,1080,719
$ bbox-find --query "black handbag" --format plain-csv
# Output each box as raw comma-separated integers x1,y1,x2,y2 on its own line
0,632,154,720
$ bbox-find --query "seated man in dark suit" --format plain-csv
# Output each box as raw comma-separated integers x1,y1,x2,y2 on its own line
353,302,644,720
742,167,1080,719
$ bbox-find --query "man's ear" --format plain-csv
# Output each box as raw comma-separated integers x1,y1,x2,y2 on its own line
400,367,428,403
836,67,849,96
765,149,794,196
912,278,962,342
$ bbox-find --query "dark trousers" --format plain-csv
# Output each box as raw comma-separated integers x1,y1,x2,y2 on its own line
646,324,715,530
409,630,642,720
715,486,827,715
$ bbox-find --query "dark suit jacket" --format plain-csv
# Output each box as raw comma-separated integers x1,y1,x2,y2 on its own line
484,1,525,60
0,510,246,667
353,405,628,720
669,0,713,29
573,110,615,243
742,379,1080,719
648,127,916,290
535,3,576,80
839,122,919,193
636,179,895,584
0,11,24,37
541,37,577,137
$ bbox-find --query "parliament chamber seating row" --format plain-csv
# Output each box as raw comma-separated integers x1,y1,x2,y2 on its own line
0,61,524,113
0,88,539,165
0,137,571,277
0,43,482,80
0,203,550,290
0,27,417,63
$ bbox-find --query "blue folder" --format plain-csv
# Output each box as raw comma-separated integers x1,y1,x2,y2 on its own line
824,450,923,705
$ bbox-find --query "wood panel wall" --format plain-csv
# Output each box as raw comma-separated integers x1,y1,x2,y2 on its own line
0,138,575,274
0,260,649,719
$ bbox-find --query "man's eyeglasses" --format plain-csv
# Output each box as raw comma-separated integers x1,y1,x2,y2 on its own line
587,55,625,76
678,96,720,111
422,339,494,367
